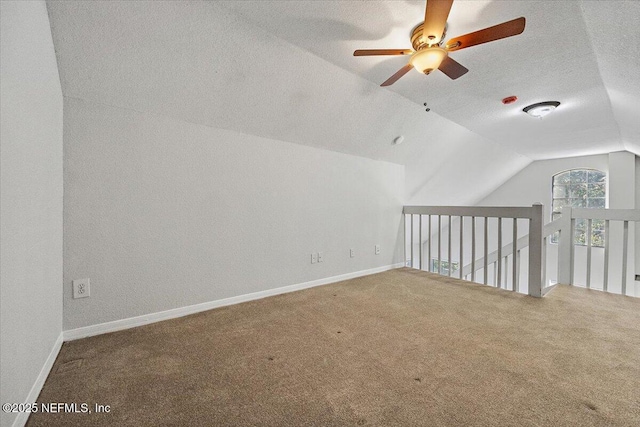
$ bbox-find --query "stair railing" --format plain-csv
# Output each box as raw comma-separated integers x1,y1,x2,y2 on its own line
404,205,639,297
557,207,639,295
403,204,544,297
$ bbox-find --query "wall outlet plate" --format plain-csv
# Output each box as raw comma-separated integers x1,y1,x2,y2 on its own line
73,278,90,299
311,253,318,264
350,249,355,258
375,244,381,255
318,252,324,263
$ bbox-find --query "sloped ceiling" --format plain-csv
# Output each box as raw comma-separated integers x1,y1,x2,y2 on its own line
580,1,640,156
218,0,638,160
46,1,639,204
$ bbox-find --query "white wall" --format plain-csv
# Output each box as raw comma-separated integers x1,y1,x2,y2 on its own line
63,97,404,330
403,121,531,206
609,151,636,209
0,2,63,426
607,151,637,293
478,154,609,219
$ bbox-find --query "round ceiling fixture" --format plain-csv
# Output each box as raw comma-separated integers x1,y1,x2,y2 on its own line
523,101,560,118
410,47,448,75
502,96,518,105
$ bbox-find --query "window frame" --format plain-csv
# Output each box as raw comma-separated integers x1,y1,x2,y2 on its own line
550,168,607,247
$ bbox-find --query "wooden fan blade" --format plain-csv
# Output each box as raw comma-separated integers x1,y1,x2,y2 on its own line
354,49,413,56
423,0,454,44
445,17,525,52
438,56,468,80
381,64,413,87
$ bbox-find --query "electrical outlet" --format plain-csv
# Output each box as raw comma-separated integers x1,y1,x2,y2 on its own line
375,244,381,255
350,249,355,258
73,278,90,299
318,252,324,263
311,253,318,264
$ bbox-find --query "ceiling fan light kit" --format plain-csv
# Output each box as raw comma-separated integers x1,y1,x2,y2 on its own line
353,0,526,86
523,101,561,118
410,47,448,74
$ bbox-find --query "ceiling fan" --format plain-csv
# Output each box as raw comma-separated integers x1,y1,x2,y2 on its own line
354,0,525,86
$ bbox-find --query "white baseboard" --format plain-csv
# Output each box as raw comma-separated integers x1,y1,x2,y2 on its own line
541,283,558,296
12,332,64,427
64,263,404,341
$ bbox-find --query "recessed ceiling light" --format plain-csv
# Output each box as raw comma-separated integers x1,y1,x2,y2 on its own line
523,101,560,118
393,136,405,145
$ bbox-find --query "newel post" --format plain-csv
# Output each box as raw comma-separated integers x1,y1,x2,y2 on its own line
528,203,544,297
403,210,406,267
557,207,573,285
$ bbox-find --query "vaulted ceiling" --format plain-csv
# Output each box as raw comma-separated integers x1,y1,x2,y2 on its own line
46,1,639,203
218,0,639,159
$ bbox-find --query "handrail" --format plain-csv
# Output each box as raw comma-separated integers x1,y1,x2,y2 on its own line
403,205,539,219
543,217,563,237
460,234,529,278
571,208,640,221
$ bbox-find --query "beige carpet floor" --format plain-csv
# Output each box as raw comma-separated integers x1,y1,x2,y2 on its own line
28,268,640,426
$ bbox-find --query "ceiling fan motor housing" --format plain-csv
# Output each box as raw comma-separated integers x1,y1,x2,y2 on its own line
411,23,446,50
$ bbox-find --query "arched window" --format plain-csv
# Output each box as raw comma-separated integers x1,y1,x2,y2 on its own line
551,169,606,246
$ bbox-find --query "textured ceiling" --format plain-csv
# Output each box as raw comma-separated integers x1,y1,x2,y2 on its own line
580,1,640,156
218,0,639,160
45,1,638,202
